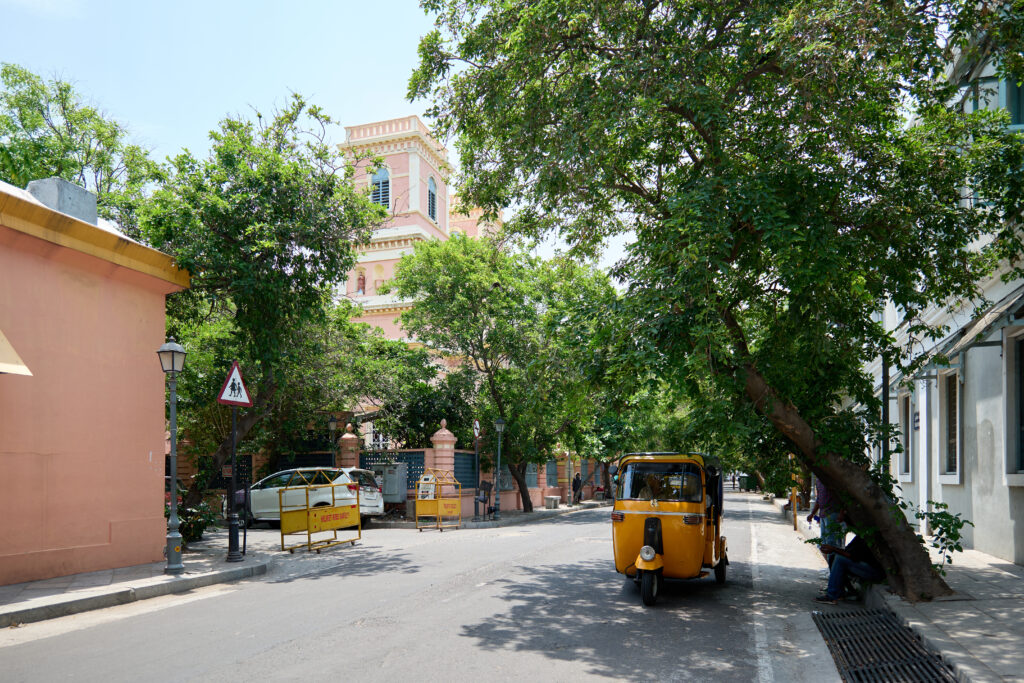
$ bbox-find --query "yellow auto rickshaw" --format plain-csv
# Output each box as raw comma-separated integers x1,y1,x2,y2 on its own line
610,452,728,606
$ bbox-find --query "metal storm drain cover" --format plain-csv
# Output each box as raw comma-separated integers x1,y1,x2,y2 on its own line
812,609,956,682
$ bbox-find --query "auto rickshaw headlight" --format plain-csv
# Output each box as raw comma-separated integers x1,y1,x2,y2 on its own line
640,545,657,562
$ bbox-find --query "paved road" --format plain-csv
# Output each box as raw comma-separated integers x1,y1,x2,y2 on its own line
0,493,840,682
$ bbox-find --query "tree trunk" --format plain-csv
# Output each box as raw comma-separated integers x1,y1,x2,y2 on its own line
740,362,951,601
508,461,534,512
182,380,275,508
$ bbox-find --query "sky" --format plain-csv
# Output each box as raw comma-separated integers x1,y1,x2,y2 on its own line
1,0,436,161
0,0,631,270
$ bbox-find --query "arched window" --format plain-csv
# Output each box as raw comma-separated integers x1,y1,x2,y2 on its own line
371,167,390,208
427,177,437,221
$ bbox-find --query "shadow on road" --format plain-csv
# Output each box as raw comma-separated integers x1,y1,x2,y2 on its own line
461,558,757,680
458,494,833,681
268,546,421,583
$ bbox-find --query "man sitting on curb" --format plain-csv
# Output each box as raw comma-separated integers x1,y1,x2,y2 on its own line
814,535,885,605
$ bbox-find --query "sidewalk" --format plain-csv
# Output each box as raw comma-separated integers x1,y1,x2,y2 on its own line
0,499,608,629
773,495,1024,682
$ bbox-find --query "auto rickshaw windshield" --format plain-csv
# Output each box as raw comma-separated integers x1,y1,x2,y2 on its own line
618,461,703,502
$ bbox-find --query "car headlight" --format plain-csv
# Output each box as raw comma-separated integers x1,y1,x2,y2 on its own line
640,545,657,562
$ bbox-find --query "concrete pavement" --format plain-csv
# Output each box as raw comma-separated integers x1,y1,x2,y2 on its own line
775,495,1024,682
0,500,606,629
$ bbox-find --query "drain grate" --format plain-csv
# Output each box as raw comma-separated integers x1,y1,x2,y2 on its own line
813,609,957,683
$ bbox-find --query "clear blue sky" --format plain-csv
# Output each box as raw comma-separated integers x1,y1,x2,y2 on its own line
1,0,631,269
1,0,437,161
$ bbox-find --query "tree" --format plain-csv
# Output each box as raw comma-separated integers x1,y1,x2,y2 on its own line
410,0,1024,599
386,233,614,510
173,300,437,484
142,96,386,505
0,63,161,237
371,366,478,449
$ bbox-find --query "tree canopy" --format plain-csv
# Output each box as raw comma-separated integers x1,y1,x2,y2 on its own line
0,63,161,237
386,233,618,510
411,0,1024,599
142,96,387,503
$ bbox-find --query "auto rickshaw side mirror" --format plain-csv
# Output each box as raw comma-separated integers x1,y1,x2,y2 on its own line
706,465,720,478
609,464,618,476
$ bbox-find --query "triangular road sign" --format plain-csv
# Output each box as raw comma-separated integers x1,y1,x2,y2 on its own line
217,361,253,407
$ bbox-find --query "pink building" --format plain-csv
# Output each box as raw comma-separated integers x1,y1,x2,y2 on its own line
0,178,189,585
340,116,496,340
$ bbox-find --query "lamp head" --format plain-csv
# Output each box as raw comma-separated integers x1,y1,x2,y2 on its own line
494,417,506,434
157,338,187,375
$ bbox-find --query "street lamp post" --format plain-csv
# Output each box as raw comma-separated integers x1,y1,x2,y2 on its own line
494,417,505,521
328,415,338,467
157,338,187,575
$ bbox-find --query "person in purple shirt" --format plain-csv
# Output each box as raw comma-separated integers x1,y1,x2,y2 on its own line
807,476,845,567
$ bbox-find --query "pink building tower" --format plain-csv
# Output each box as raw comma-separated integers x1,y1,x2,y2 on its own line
340,116,495,340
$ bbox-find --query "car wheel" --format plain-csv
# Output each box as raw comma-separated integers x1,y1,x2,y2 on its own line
715,554,727,584
640,571,660,606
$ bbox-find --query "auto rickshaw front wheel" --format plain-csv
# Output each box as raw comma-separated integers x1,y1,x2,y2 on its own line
640,570,662,606
715,554,727,584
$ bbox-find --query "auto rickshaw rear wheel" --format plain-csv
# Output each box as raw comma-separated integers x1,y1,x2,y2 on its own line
640,570,662,606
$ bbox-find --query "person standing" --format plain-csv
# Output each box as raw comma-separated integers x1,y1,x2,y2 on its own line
807,476,844,566
572,472,582,505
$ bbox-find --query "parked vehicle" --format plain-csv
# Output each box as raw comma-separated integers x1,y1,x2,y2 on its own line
245,467,383,526
341,467,385,522
610,452,728,606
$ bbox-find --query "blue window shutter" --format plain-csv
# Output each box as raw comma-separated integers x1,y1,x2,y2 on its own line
427,177,437,221
371,168,390,207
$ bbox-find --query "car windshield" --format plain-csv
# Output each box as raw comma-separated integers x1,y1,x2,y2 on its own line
619,461,703,502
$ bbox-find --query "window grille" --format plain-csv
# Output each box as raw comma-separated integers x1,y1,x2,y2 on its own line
900,395,911,475
427,177,437,221
454,452,477,488
1017,338,1024,471
546,460,558,486
1010,78,1024,126
371,167,390,208
370,430,390,451
945,374,958,473
526,463,538,488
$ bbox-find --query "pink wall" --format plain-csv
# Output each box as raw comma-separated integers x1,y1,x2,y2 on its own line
0,224,180,585
351,309,405,340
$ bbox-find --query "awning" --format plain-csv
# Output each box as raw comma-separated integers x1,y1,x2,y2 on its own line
0,328,32,376
941,282,1024,358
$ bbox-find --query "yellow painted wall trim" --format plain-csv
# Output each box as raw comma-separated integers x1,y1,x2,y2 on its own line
0,187,190,289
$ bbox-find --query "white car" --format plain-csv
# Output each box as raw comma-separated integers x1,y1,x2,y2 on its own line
245,467,383,525
341,467,385,521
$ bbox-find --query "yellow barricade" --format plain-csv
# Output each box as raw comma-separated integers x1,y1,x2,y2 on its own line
415,468,462,531
278,483,362,553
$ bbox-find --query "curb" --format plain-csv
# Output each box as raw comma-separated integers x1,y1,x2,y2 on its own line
0,562,268,629
368,501,611,530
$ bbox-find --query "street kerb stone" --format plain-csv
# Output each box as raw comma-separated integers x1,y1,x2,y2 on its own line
0,562,268,629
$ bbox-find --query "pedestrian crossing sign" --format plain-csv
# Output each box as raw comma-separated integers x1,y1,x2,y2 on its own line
217,361,252,407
